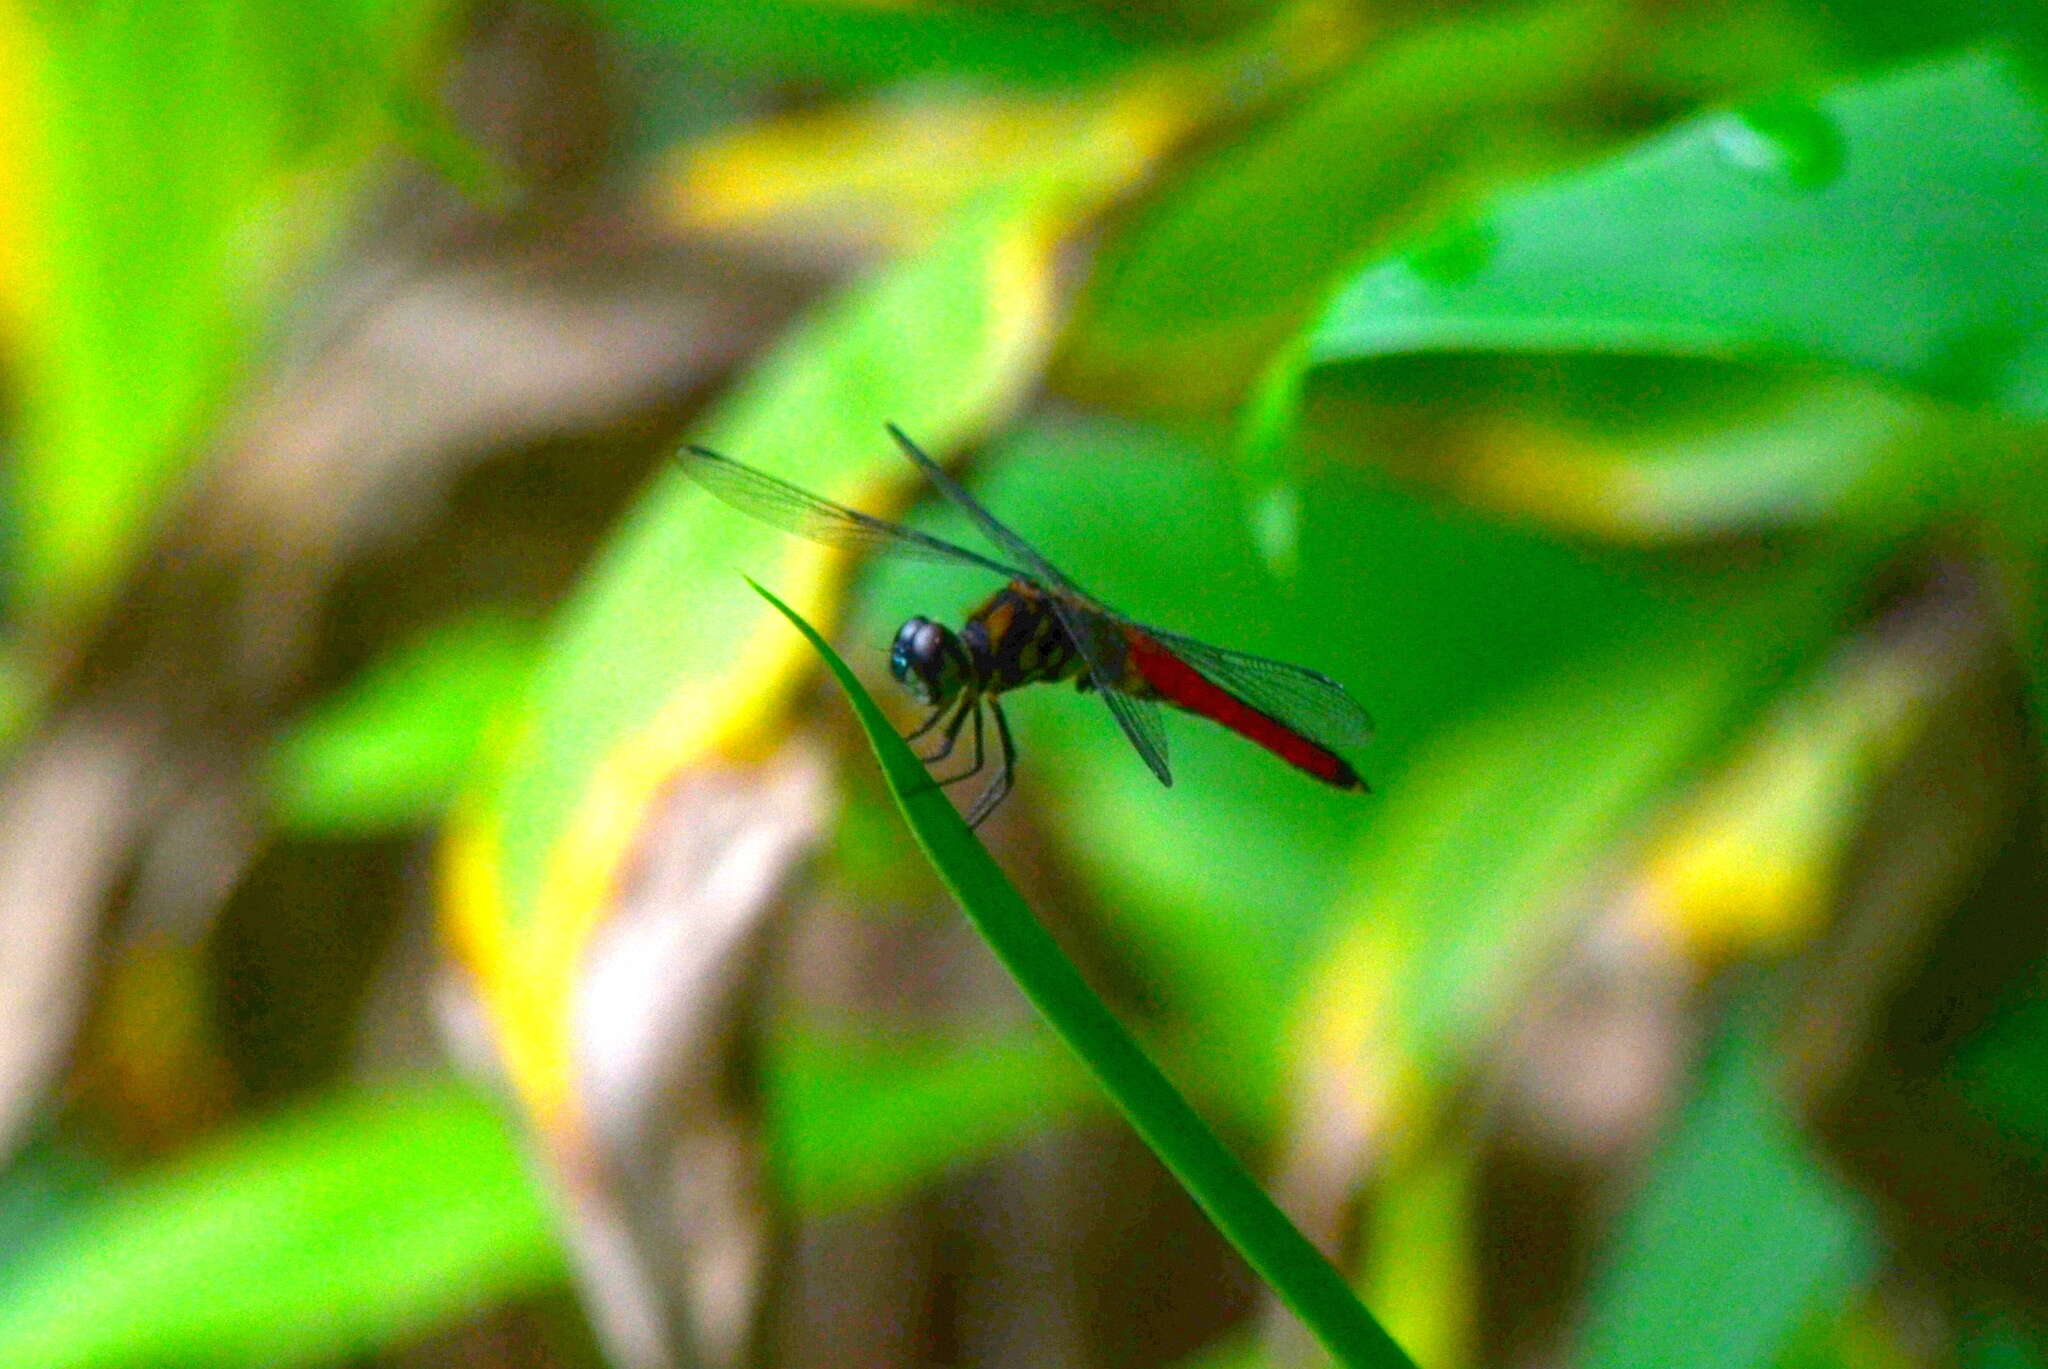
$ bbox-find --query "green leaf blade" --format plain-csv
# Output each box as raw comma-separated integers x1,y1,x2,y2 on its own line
1307,46,2048,416
1572,1007,1878,1369
747,577,1417,1369
267,611,539,836
0,1079,564,1369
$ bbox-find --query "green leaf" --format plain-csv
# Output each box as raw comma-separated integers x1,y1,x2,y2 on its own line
1064,0,1628,410
8,0,463,629
749,579,1418,1369
1305,46,2048,417
591,0,1142,86
1572,1001,1877,1369
267,611,540,836
0,1079,565,1369
768,1023,1098,1213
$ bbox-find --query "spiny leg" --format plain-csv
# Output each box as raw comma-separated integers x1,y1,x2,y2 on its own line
932,699,986,788
965,698,1017,828
918,693,973,764
904,697,954,745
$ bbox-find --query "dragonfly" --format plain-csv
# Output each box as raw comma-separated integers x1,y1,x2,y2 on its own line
679,425,1374,826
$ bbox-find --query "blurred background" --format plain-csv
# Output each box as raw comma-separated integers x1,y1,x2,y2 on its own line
1,1,2046,1367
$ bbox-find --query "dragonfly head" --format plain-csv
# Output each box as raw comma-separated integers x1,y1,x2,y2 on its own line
890,617,968,708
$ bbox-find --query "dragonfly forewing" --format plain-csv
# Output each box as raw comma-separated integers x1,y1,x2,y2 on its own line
678,445,1026,580
884,425,1103,603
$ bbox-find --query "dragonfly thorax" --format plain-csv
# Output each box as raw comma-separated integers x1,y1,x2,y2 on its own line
890,616,971,707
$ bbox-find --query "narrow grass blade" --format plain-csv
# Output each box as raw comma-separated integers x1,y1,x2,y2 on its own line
748,577,1417,1369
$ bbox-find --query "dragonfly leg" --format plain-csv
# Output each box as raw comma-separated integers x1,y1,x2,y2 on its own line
932,701,986,788
965,698,1017,828
917,694,973,763
905,698,953,745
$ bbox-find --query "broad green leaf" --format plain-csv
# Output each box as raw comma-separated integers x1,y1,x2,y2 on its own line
592,0,1143,86
767,1023,1097,1213
1572,1003,1878,1369
453,188,1066,1125
1304,47,2048,417
0,1079,565,1369
1064,0,1629,412
267,611,539,836
4,0,462,630
753,581,1418,1369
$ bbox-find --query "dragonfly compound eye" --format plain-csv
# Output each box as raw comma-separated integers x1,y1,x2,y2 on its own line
890,617,962,706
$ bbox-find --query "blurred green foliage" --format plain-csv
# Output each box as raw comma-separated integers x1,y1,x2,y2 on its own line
768,1021,1095,1213
268,610,540,835
2,0,2047,1367
1302,48,2048,414
0,1082,562,1369
592,0,1149,85
7,0,463,632
1573,1003,1876,1369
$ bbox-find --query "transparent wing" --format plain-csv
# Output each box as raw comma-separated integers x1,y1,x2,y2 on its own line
884,425,1098,600
884,426,1178,782
1142,628,1376,749
1042,594,1175,786
678,445,1026,579
1100,686,1172,787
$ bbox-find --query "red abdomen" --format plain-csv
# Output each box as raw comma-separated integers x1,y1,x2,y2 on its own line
1125,631,1363,789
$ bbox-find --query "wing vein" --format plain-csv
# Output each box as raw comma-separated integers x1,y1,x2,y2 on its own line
1143,628,1375,749
677,445,1025,579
